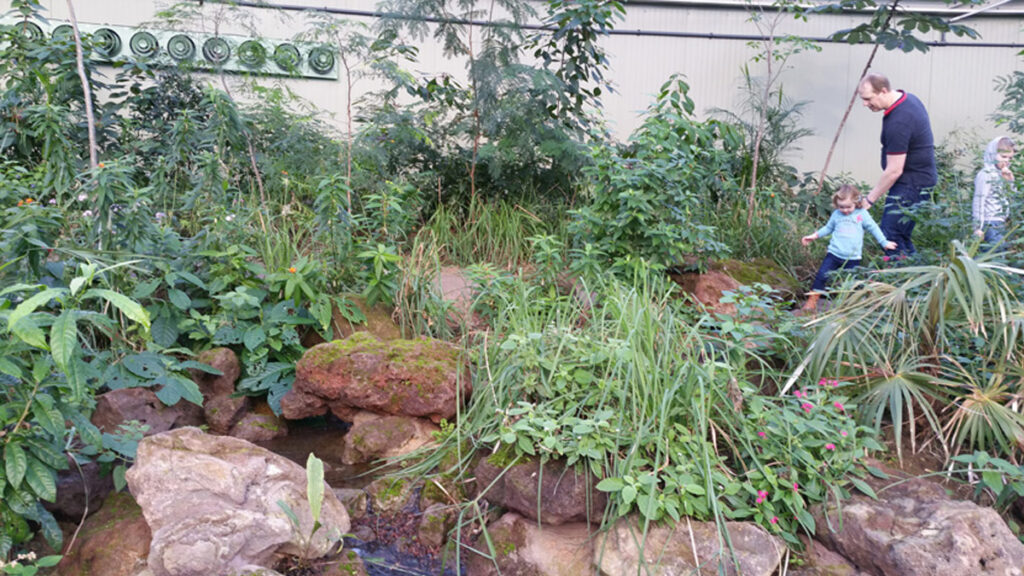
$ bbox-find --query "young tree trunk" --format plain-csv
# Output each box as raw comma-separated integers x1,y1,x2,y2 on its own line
815,0,901,195
65,0,98,168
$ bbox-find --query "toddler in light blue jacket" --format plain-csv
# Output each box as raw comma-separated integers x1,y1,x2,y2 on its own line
800,185,896,312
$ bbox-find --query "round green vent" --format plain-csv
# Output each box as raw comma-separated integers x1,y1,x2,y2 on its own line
308,46,335,74
237,40,266,67
51,24,73,42
93,28,122,58
273,43,300,71
129,31,159,58
18,22,43,42
202,37,231,65
167,34,195,61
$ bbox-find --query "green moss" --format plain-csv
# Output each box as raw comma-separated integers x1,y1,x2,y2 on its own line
486,444,519,469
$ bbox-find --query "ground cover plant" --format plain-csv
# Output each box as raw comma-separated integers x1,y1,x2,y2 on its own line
3,0,1024,571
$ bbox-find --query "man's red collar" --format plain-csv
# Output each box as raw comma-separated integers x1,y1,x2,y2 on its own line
883,91,907,117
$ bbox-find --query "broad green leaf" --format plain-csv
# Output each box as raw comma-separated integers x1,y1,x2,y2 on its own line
113,464,127,492
168,288,192,311
307,453,325,523
0,356,22,379
151,311,180,348
36,555,62,568
8,287,65,329
69,275,88,296
82,289,150,329
982,470,1003,492
153,374,203,406
31,396,62,438
11,316,47,349
244,325,267,351
5,442,28,488
123,353,167,379
35,504,62,550
596,477,625,492
25,455,57,502
848,477,877,499
621,484,637,505
49,310,78,373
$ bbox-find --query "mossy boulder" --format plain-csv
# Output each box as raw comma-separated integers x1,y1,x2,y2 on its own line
475,456,606,526
365,476,416,516
281,332,471,423
465,512,594,576
56,491,151,576
716,258,802,300
341,411,438,465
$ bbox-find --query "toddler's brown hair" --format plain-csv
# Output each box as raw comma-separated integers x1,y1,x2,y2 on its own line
832,184,865,209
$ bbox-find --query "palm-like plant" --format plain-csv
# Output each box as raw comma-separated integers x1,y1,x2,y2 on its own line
796,241,1024,461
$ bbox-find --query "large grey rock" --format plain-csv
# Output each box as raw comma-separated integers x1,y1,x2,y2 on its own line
342,411,438,465
281,332,471,423
475,456,607,525
126,427,350,576
597,515,785,576
814,477,1024,576
466,512,594,576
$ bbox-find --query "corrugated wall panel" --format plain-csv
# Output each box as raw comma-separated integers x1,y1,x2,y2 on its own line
33,0,1024,183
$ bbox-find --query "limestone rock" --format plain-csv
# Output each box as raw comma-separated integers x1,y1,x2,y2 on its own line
787,537,868,576
57,491,151,576
466,512,594,576
417,503,456,549
281,332,471,423
342,411,438,465
365,476,416,516
814,477,1024,576
475,456,606,525
91,387,203,435
333,488,368,520
597,515,785,576
126,427,350,576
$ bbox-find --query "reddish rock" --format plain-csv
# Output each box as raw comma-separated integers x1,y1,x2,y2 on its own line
475,457,606,526
91,388,203,435
57,491,151,576
670,269,741,315
282,332,471,423
191,347,248,434
44,459,113,522
230,400,288,443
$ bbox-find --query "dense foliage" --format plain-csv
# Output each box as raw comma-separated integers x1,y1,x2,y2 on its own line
1,0,1023,570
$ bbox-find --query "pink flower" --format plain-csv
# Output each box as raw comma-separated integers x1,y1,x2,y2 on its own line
825,443,836,451
792,482,799,491
801,402,813,413
817,378,828,386
840,430,848,437
758,431,766,438
834,401,844,411
831,380,839,387
883,256,890,262
794,390,805,398
770,516,778,524
756,490,768,503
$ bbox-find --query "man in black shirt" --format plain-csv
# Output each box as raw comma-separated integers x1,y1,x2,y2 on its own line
859,73,937,257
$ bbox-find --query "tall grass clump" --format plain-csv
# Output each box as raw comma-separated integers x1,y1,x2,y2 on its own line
412,266,880,571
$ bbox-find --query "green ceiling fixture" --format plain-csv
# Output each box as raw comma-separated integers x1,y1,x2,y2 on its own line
0,17,337,80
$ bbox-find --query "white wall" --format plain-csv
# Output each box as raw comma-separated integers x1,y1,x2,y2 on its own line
31,0,1024,183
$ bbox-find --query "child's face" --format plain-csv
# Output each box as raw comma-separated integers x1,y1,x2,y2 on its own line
836,200,857,215
997,148,1015,170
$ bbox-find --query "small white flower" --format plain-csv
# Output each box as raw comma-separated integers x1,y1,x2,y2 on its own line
155,212,166,221
48,198,56,205
82,210,94,218
225,214,235,222
77,193,88,202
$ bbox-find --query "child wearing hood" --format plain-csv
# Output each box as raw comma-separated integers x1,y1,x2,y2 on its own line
973,136,1016,245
